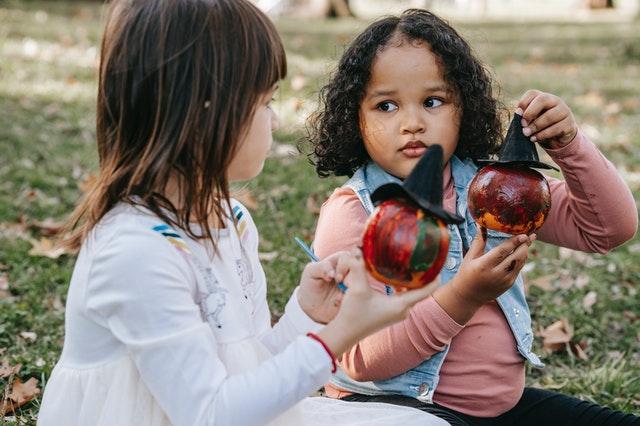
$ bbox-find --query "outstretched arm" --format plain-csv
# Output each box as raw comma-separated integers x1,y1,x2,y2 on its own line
517,90,637,252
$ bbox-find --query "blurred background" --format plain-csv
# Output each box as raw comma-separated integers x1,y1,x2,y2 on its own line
0,0,639,423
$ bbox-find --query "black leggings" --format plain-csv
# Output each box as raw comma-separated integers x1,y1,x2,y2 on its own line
341,387,640,426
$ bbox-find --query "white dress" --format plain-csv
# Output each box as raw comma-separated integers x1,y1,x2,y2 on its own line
37,201,448,426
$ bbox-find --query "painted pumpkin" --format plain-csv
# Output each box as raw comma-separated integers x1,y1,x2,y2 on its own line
468,163,551,235
362,198,449,290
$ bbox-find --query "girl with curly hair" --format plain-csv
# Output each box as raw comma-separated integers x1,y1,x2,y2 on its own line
308,9,638,426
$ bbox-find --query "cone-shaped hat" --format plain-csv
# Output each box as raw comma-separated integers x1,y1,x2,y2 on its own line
478,113,558,170
371,144,464,224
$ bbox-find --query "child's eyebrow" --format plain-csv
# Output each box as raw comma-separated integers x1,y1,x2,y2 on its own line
367,89,397,99
422,84,450,93
365,85,452,101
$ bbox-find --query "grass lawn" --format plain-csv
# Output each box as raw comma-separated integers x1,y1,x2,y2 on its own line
1,1,639,423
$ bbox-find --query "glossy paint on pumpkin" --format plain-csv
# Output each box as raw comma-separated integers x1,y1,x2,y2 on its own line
468,164,551,235
362,198,450,290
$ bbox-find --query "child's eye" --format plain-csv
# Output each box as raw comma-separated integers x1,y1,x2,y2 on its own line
377,101,398,112
424,98,444,108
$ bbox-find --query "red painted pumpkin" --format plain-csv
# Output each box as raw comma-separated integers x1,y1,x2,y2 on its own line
362,198,449,290
468,163,551,235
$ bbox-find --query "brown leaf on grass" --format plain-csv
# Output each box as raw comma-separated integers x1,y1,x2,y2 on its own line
18,332,37,343
232,189,258,210
306,194,322,215
623,310,638,321
28,218,65,237
258,251,279,262
540,319,573,352
0,263,8,271
570,341,589,360
0,360,21,379
1,377,41,415
28,238,70,259
526,274,554,291
0,218,29,239
0,273,10,300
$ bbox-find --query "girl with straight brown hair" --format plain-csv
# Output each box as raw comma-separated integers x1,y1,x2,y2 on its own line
36,1,450,425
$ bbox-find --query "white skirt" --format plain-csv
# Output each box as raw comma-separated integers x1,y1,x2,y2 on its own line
38,338,449,426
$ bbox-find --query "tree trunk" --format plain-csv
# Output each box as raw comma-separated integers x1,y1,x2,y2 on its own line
327,0,353,18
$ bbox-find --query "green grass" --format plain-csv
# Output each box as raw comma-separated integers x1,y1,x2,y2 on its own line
1,1,639,423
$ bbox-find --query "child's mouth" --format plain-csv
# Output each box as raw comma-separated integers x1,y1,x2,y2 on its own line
401,142,427,158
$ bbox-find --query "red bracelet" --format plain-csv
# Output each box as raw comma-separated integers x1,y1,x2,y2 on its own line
306,332,337,373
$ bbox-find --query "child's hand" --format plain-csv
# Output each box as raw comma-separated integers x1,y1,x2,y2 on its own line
434,229,535,324
516,90,578,149
297,251,352,324
313,249,436,356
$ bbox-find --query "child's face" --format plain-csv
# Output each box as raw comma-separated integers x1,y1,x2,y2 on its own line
359,41,461,179
227,86,280,181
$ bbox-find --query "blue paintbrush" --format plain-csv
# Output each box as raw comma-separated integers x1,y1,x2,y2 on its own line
294,237,348,293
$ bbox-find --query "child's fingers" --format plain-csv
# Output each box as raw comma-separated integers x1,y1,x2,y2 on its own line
517,89,542,113
339,250,368,291
520,93,558,126
466,226,487,259
530,117,577,144
521,105,568,138
483,234,529,266
333,252,354,284
304,259,336,282
495,240,530,278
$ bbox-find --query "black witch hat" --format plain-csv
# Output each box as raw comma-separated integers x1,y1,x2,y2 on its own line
371,144,464,224
478,113,558,171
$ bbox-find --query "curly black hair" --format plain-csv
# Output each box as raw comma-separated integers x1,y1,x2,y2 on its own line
307,9,505,178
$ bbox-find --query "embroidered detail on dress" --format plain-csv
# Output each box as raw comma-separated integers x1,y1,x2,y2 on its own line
152,224,228,329
233,205,249,243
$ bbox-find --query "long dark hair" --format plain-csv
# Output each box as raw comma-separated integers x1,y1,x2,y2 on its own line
65,0,286,249
308,9,504,177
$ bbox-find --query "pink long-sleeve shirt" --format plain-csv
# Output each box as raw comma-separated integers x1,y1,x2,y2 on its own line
313,131,637,417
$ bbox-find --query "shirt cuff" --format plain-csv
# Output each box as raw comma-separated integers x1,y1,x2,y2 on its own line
428,296,465,333
543,129,586,161
283,287,325,334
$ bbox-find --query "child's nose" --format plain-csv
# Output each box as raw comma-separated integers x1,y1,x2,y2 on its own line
400,108,425,135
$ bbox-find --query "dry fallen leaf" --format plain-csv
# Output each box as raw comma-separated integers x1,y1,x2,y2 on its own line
570,341,589,360
28,238,69,259
540,319,573,352
29,218,65,237
0,273,10,301
258,251,279,262
306,194,322,215
18,332,37,343
1,377,41,415
526,274,554,291
0,359,21,379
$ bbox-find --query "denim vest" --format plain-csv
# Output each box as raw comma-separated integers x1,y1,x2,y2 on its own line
329,156,544,403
